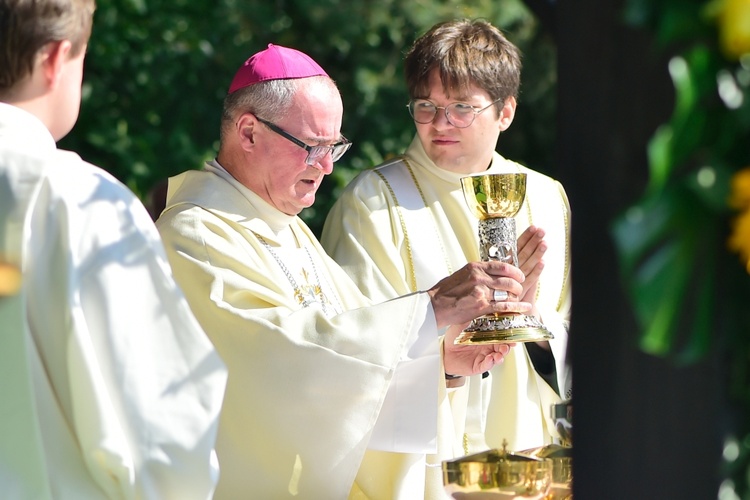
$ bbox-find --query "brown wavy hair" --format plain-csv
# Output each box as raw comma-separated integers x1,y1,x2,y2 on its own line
404,19,522,114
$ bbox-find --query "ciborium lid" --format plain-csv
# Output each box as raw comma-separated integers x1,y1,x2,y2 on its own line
460,173,527,220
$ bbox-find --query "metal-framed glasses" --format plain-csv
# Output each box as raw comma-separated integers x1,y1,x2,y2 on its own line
406,98,503,128
256,117,351,165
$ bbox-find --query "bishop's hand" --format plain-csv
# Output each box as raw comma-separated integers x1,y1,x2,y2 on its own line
427,260,531,330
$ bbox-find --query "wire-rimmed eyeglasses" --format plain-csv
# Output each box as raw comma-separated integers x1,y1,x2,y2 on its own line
256,117,352,165
406,98,503,128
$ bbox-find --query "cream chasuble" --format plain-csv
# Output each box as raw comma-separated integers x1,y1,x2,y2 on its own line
0,104,227,499
157,162,455,499
322,136,572,478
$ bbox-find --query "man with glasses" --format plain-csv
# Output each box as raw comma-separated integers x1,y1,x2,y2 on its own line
322,19,572,498
156,43,536,499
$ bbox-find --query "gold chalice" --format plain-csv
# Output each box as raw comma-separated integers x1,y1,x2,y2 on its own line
455,173,553,344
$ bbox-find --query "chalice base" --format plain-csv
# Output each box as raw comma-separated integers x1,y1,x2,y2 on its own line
455,314,554,344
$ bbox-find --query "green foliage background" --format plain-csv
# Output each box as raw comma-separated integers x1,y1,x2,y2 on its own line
614,0,750,496
59,0,556,235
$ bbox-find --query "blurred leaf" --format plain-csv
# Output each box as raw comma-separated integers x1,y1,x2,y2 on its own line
612,181,719,360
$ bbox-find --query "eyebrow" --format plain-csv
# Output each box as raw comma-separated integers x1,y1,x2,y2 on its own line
306,134,346,146
420,95,476,103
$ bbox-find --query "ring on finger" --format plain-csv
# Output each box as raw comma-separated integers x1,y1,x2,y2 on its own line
492,289,509,302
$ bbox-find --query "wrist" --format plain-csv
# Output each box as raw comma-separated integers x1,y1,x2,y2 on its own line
445,372,465,388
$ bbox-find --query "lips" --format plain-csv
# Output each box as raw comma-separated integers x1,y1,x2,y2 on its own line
432,136,458,145
299,174,321,187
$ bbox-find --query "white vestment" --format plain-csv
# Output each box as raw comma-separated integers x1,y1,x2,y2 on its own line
0,103,228,499
322,136,572,494
157,161,454,499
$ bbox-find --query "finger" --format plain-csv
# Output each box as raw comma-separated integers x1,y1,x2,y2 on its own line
482,261,525,282
517,225,540,249
492,351,507,364
487,276,524,298
490,288,510,302
524,259,545,286
490,300,533,315
488,343,511,356
482,351,507,370
517,226,544,254
518,239,547,276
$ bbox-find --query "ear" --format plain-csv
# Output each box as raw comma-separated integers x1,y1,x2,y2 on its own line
40,40,72,90
235,113,258,151
498,96,517,132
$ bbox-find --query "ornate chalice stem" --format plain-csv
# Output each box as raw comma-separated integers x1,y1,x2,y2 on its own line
479,217,519,267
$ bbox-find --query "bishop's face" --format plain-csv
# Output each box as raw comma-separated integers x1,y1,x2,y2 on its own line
413,68,515,175
247,81,344,216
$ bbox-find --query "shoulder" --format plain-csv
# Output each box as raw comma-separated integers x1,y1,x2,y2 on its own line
333,156,408,210
156,180,255,255
19,152,166,266
156,198,222,246
2,145,135,205
496,155,568,196
41,151,139,203
505,161,571,219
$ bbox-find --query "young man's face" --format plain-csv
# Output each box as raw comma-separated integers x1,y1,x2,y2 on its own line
413,68,514,175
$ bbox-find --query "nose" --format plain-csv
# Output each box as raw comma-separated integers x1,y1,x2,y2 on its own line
430,106,454,130
312,154,334,175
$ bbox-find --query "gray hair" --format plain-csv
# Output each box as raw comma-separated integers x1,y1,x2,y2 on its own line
219,76,336,143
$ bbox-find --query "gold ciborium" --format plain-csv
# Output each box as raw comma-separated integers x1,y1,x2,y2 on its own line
517,444,572,500
443,442,553,499
519,401,574,500
455,173,553,344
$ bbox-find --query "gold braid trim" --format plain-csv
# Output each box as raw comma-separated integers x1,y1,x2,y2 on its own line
402,158,453,277
557,188,571,313
519,166,569,309
374,168,418,293
374,157,453,292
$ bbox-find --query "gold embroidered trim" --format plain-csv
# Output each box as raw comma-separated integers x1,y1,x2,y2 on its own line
375,157,453,293
523,172,570,312
516,164,543,304
557,189,571,312
374,168,418,293
401,157,453,279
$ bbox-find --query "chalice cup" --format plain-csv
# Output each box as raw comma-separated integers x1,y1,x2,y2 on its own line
455,172,554,344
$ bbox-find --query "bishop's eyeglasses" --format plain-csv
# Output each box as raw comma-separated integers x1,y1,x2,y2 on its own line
256,117,351,166
406,98,503,128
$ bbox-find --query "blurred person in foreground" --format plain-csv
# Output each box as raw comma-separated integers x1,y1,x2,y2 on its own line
322,18,572,492
0,0,227,498
155,43,534,499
